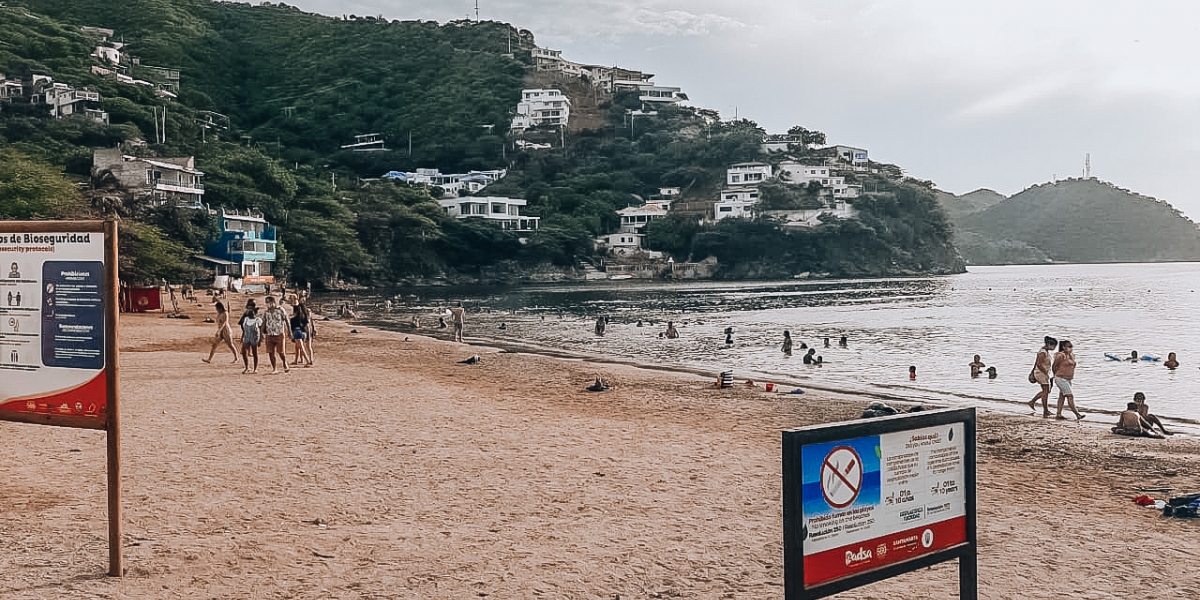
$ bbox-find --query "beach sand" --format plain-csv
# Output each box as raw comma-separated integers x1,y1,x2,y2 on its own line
3,296,1200,599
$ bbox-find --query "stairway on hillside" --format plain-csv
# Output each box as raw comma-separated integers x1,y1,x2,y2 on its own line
578,259,608,280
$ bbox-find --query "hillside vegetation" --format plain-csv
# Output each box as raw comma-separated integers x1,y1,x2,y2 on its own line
949,179,1200,264
2,1,964,283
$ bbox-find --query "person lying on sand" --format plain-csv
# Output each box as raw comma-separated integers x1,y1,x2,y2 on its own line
1112,402,1164,438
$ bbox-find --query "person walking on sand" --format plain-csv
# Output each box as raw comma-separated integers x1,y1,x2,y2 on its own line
449,302,466,342
1028,336,1056,417
238,302,262,374
1053,339,1085,420
261,295,291,374
290,298,313,366
202,301,239,364
782,330,793,355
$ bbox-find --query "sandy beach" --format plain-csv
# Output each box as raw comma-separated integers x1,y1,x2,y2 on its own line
3,295,1200,599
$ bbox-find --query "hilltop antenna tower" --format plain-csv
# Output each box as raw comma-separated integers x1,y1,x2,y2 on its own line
475,0,479,20
1085,153,1091,179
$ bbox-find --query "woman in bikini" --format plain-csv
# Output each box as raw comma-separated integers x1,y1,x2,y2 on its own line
1052,340,1085,420
202,301,239,364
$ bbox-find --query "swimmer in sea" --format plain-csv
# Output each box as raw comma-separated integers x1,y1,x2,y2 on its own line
665,321,679,339
782,330,793,356
1164,352,1179,369
968,355,986,378
909,365,917,380
986,366,997,379
1127,350,1139,362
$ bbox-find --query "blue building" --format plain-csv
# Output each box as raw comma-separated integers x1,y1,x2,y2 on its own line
196,208,278,288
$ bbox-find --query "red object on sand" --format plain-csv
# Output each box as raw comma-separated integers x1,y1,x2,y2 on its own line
1133,494,1155,506
125,287,161,312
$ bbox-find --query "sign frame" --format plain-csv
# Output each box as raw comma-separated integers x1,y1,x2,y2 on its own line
0,219,122,577
783,407,977,600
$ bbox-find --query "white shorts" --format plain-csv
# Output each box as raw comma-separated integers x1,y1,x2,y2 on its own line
1054,377,1073,395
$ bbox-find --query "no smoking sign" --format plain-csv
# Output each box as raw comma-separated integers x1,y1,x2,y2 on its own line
820,446,863,509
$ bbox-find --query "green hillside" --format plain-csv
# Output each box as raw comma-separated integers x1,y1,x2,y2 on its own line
1,1,964,283
936,188,1005,220
956,179,1200,263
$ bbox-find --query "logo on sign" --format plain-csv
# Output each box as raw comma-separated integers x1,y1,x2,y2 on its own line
820,446,863,509
921,528,934,548
845,547,873,566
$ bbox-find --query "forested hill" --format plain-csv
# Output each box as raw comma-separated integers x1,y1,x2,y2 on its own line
14,0,527,173
2,0,963,284
951,179,1200,264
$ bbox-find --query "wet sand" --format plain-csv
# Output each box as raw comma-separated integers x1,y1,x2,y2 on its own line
2,296,1200,599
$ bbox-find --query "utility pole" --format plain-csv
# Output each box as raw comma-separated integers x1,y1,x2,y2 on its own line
475,0,479,20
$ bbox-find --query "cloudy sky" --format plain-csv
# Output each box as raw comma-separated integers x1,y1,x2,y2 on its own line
286,0,1200,216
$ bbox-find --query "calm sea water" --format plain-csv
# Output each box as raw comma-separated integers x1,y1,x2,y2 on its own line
326,263,1200,422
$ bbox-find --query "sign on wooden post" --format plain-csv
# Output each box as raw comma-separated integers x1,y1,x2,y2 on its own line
0,220,122,576
783,408,977,599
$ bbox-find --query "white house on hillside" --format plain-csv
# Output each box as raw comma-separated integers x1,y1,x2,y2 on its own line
638,84,687,104
778,162,862,199
594,232,645,256
617,204,669,233
93,147,204,209
511,89,571,131
833,145,869,170
714,199,756,221
726,162,772,185
437,196,540,232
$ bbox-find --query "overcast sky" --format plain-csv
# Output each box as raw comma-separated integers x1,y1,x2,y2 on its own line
285,0,1200,216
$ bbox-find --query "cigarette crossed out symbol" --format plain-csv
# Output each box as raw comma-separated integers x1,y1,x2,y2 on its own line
821,446,863,509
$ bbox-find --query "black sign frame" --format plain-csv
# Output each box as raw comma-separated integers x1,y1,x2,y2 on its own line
783,407,977,600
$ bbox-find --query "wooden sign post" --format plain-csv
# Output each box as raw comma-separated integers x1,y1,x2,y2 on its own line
0,220,122,576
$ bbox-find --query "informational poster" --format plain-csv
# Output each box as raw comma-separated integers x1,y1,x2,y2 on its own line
798,422,967,587
0,230,108,429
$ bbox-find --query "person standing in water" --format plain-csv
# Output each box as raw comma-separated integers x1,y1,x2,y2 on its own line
1053,340,1085,420
1027,336,1056,417
782,331,793,355
202,301,239,363
665,322,679,339
595,316,606,336
449,302,466,342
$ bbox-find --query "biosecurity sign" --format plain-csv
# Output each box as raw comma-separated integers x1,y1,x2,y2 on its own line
783,408,977,600
0,223,112,430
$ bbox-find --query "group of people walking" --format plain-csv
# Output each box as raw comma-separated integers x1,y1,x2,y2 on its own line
1027,336,1085,420
204,295,315,374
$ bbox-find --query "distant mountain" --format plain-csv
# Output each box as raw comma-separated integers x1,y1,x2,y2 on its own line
952,178,1200,264
935,188,1005,220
